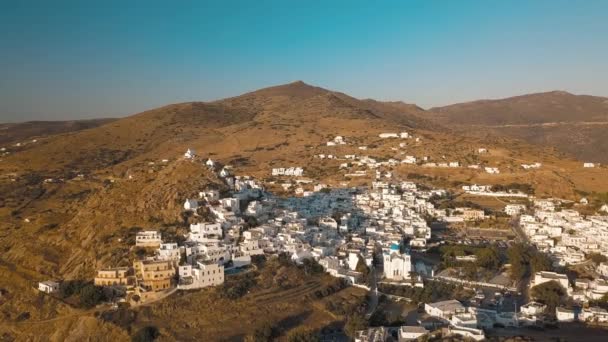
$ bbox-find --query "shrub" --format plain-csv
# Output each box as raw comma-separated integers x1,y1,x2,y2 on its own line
132,326,160,342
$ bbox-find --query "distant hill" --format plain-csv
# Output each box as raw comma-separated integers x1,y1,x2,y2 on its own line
0,81,440,173
429,91,608,162
0,118,117,145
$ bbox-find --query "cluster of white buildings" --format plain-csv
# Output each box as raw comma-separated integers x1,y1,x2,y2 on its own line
521,162,542,170
520,199,608,263
379,132,411,139
326,135,347,146
516,198,608,315
462,184,529,198
271,167,304,177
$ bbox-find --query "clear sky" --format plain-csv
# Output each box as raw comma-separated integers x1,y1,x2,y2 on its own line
1,0,607,122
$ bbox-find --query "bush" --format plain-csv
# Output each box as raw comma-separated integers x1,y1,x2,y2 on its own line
79,284,106,308
245,321,276,342
531,281,565,312
132,326,160,342
287,328,320,342
344,313,368,337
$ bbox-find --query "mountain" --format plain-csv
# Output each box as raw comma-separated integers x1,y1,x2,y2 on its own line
430,91,608,162
0,81,440,175
0,118,117,145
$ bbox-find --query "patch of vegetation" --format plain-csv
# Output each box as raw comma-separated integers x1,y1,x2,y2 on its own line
131,325,160,342
308,278,349,300
324,293,368,316
245,321,277,342
344,312,368,337
220,271,258,300
286,327,320,342
589,253,608,264
491,183,535,195
57,281,107,308
379,281,473,304
530,280,565,313
507,244,553,282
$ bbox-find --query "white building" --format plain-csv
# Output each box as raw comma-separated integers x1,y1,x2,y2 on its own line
425,299,466,319
383,244,412,281
157,243,181,261
398,326,428,341
583,163,596,168
135,230,162,248
190,222,222,237
505,204,526,216
556,307,576,322
580,307,608,322
38,281,60,294
184,148,195,159
184,199,199,211
178,261,224,290
484,167,500,174
520,301,546,317
533,271,570,290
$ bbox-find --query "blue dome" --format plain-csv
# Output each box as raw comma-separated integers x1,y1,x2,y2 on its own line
390,243,400,251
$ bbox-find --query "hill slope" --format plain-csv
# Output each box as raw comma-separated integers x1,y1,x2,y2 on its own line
430,91,608,162
0,118,117,145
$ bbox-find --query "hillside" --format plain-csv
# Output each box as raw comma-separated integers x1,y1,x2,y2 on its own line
0,118,117,145
429,91,608,162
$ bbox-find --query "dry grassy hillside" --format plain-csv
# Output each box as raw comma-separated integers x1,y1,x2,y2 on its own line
0,118,117,145
428,91,608,162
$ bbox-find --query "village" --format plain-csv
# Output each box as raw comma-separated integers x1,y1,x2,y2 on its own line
34,139,608,341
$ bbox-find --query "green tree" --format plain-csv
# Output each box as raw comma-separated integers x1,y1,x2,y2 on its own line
529,252,552,273
344,313,368,337
78,284,105,308
245,321,275,342
531,280,565,311
476,246,501,270
132,326,159,342
287,328,320,342
589,253,608,264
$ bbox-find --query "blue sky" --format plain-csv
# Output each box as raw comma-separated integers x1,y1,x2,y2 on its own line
1,0,607,122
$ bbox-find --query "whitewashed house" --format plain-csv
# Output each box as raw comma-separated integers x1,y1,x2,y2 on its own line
178,261,224,290
38,281,60,294
219,167,231,178
505,204,526,216
556,307,576,322
184,199,199,211
398,326,428,341
425,299,466,319
521,302,546,317
184,148,195,159
135,230,162,248
157,243,181,262
485,167,500,174
533,271,570,290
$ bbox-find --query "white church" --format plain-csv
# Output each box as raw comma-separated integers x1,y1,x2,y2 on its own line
383,244,412,281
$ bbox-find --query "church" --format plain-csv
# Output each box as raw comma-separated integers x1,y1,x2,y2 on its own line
383,244,412,281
